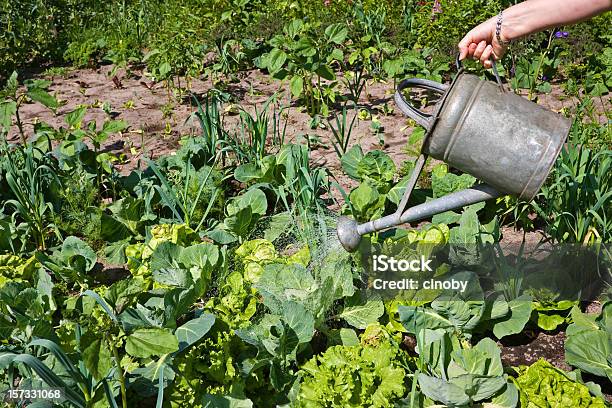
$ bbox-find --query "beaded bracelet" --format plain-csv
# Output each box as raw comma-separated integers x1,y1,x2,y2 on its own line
496,11,512,46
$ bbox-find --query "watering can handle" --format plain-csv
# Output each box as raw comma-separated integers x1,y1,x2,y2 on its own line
455,54,505,91
394,78,448,130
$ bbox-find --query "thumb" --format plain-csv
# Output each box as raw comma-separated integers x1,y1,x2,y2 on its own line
458,32,474,60
458,45,468,60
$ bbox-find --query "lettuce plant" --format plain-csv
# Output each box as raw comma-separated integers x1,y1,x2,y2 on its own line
513,359,606,407
298,341,408,407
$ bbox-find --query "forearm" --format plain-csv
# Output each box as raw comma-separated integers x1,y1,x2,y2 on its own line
502,0,612,41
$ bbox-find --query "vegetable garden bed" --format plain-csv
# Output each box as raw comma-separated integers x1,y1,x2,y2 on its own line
0,2,611,407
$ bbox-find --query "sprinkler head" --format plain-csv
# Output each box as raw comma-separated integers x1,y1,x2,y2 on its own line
337,216,361,252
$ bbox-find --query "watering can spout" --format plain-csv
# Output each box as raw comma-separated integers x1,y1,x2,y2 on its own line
337,184,502,252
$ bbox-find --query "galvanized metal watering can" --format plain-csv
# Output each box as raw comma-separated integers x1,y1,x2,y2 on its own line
337,59,571,252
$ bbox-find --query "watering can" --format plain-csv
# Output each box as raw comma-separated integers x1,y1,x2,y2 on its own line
337,59,570,252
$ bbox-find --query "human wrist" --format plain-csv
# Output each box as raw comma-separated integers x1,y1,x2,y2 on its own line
498,6,531,42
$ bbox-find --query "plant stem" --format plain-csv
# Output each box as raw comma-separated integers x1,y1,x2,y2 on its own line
15,99,25,144
528,30,554,101
107,334,127,408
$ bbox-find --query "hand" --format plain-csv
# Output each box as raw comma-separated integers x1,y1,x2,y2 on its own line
458,17,509,68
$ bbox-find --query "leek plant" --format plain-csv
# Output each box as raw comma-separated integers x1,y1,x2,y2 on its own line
0,143,61,250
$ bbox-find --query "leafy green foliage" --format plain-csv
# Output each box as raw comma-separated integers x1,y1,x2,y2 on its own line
0,142,62,251
533,133,611,243
565,303,612,381
35,236,97,284
298,341,408,407
258,19,347,116
415,331,512,407
513,359,606,407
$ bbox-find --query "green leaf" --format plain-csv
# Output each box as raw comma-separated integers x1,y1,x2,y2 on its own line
175,313,215,352
349,182,386,221
224,207,254,237
290,75,304,97
567,305,600,335
65,106,87,129
399,306,453,334
263,212,293,242
449,207,481,245
324,23,348,44
158,62,172,78
316,64,335,81
125,328,179,358
81,289,118,322
340,145,364,180
490,382,519,408
27,87,59,110
101,119,128,135
329,48,344,62
357,150,396,186
234,163,262,183
105,277,147,314
61,236,97,274
432,168,476,198
492,295,532,339
205,229,238,245
202,394,253,408
267,48,287,73
339,328,359,346
80,331,112,380
339,300,384,329
152,268,192,288
417,375,471,407
514,359,607,406
294,37,316,57
535,311,566,331
0,100,16,131
282,301,315,344
150,241,182,271
565,330,612,380
179,243,219,270
6,71,18,93
118,306,159,332
283,19,304,38
387,176,410,206
228,188,267,216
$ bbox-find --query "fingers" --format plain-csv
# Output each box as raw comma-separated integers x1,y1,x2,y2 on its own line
473,41,487,61
458,41,498,69
468,43,477,59
480,44,494,66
